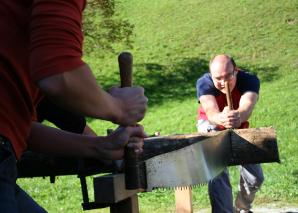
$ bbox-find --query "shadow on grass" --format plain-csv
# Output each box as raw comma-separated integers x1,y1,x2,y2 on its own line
134,57,209,106
89,58,280,123
241,65,281,83
133,58,280,107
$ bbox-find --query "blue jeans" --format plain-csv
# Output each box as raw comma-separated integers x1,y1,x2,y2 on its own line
0,136,47,213
209,165,264,213
197,120,264,213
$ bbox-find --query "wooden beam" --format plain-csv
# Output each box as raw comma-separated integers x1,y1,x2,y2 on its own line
110,195,139,213
93,174,142,213
93,173,143,204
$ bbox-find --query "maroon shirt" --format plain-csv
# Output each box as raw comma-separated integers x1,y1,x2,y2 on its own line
0,0,86,159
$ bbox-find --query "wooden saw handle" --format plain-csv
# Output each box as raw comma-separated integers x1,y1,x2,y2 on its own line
118,52,143,189
118,52,133,87
225,81,233,110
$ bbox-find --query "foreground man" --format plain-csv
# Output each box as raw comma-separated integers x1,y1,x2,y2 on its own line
0,1,147,212
196,55,264,213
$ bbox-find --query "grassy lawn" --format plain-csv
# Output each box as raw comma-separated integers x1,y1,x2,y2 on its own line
18,0,298,212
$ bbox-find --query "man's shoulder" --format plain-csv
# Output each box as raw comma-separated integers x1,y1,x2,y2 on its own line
238,70,259,81
196,72,218,97
237,70,260,93
197,72,212,85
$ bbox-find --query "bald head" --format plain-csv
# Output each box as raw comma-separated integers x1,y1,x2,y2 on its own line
209,54,238,93
209,55,235,73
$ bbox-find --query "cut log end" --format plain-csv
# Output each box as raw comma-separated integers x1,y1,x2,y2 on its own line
228,127,280,166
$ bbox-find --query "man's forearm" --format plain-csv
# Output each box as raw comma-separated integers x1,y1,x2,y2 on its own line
208,112,224,126
27,122,146,160
37,64,122,123
199,95,223,126
238,107,253,124
27,122,107,158
238,92,259,123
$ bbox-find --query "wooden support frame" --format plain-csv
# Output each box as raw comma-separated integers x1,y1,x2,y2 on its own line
93,173,143,213
175,188,193,213
110,195,139,213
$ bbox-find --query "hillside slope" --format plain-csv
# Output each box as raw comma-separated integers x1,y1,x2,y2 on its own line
18,0,298,212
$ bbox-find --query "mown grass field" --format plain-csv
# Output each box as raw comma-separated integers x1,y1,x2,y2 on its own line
18,0,298,212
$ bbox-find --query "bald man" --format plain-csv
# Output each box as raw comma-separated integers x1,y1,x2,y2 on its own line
196,55,264,213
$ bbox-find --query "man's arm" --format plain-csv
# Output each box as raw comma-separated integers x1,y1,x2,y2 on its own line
38,64,147,126
199,94,223,125
27,122,146,160
238,91,259,124
30,1,147,126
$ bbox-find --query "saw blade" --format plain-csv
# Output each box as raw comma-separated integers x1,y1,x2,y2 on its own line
145,130,231,191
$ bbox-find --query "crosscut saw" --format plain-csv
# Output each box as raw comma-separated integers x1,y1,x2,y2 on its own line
124,127,279,191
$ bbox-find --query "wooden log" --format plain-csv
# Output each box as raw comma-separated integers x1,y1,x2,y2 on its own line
18,128,278,179
18,127,278,183
141,127,279,165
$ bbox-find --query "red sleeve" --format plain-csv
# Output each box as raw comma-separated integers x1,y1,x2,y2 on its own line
29,0,86,81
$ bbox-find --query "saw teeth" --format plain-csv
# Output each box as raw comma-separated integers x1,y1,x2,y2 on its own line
192,183,207,188
150,182,208,191
173,186,192,190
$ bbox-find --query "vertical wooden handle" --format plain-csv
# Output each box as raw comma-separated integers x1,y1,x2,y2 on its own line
118,52,142,189
225,81,233,110
118,52,133,87
106,52,133,173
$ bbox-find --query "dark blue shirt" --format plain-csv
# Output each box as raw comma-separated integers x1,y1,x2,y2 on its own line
196,70,260,99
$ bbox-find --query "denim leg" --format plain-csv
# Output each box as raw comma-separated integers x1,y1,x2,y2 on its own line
208,169,233,213
0,139,18,213
15,185,47,213
0,138,47,213
235,164,264,211
197,120,233,212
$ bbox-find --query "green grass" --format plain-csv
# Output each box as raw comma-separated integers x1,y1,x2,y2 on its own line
18,0,298,212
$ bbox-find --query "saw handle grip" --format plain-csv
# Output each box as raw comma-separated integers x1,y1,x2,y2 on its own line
118,52,133,87
118,52,144,189
124,147,146,190
225,81,233,110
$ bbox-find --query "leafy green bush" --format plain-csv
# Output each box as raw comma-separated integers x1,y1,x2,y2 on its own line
83,0,134,58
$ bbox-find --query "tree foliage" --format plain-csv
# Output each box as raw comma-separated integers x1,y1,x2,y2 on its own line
83,0,134,58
